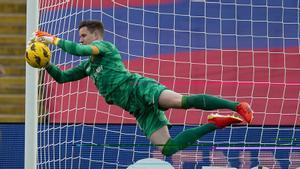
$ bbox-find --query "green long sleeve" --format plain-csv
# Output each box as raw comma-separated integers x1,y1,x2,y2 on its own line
57,39,94,56
45,63,88,83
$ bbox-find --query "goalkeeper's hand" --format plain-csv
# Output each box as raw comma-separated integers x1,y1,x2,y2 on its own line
26,34,37,48
34,31,60,45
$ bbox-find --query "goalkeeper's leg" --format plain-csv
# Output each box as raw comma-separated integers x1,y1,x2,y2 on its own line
158,90,254,123
151,114,243,157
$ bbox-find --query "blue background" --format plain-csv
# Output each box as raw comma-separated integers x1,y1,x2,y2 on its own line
1,124,300,168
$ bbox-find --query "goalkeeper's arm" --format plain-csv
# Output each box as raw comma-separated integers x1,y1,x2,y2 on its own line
46,63,88,84
35,31,100,56
57,39,99,56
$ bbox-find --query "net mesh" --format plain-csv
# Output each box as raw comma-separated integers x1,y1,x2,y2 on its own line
34,0,300,168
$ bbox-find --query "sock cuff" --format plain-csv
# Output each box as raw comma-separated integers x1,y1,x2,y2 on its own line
162,138,175,157
205,122,218,130
233,102,240,111
181,95,189,109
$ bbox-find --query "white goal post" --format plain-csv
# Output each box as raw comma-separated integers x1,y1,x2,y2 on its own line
25,0,39,169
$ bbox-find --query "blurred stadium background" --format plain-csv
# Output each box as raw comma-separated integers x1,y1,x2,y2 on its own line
0,0,26,168
1,0,300,169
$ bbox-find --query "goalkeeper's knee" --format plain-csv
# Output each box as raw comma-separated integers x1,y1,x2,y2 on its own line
162,139,178,157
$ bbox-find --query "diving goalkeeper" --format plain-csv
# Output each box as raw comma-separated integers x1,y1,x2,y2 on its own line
33,20,254,157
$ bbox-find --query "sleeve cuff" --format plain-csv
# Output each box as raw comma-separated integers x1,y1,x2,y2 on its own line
53,37,60,45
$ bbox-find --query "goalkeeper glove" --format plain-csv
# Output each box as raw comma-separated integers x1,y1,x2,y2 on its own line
26,34,37,48
34,31,60,45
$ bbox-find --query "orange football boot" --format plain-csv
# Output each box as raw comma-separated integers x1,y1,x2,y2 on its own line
208,114,243,128
236,102,254,123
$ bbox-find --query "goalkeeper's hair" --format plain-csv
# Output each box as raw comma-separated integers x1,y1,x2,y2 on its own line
78,20,104,36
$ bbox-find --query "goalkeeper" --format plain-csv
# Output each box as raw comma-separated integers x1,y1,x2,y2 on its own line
33,20,254,157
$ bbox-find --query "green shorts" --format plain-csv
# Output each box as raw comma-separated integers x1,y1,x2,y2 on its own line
136,109,171,138
106,73,171,138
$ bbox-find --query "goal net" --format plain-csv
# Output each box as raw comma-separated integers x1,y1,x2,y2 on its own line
29,0,300,168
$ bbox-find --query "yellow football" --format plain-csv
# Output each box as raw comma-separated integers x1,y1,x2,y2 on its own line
25,42,51,68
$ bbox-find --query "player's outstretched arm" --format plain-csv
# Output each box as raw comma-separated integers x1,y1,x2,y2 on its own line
46,62,88,84
34,31,99,56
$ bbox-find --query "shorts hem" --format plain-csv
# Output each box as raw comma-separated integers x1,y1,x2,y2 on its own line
145,123,172,139
154,87,169,111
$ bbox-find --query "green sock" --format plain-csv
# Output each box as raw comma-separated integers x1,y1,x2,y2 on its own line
181,94,239,111
162,123,217,156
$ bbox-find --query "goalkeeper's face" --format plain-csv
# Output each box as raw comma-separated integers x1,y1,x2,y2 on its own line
79,26,101,45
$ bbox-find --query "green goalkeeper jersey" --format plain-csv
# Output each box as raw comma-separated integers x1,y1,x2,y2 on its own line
88,40,132,97
46,39,170,137
46,40,132,102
